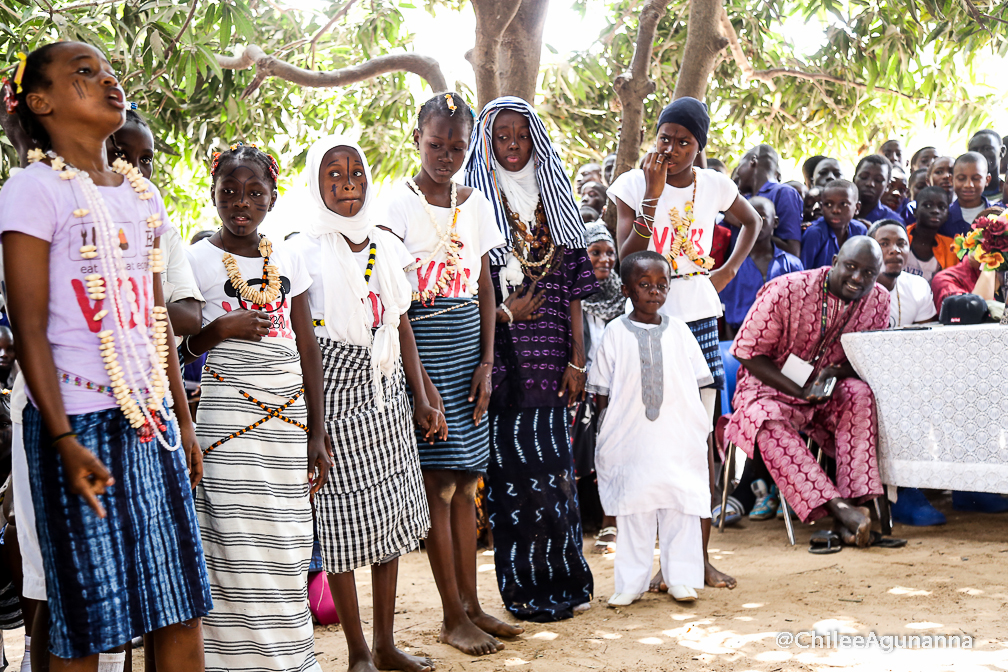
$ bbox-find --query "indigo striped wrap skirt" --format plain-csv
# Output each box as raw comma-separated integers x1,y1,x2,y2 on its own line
24,402,211,659
194,338,320,672
314,337,430,573
408,298,491,472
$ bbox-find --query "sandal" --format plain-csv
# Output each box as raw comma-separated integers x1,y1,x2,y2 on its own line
809,529,842,554
593,526,617,554
868,531,907,548
712,496,744,527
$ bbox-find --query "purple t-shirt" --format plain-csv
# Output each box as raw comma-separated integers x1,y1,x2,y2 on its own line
0,162,170,414
491,247,598,409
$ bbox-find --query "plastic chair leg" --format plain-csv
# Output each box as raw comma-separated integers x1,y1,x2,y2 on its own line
780,489,796,546
719,443,735,532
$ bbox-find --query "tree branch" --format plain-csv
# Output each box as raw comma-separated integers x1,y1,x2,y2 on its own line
719,6,762,85
309,0,358,70
673,0,729,101
749,67,920,101
162,0,199,66
607,0,673,234
216,44,447,99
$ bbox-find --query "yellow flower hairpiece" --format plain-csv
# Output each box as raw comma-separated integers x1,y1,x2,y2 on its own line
13,52,26,94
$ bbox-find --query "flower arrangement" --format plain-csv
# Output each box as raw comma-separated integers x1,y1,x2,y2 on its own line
953,208,1008,272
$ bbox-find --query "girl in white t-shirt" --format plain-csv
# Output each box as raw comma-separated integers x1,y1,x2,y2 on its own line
608,97,762,592
382,92,518,656
183,143,331,672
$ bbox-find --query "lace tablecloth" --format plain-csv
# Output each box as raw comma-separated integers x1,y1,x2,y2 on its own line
842,324,1008,494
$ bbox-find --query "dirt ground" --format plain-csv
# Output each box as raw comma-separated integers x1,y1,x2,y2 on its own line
4,492,1006,671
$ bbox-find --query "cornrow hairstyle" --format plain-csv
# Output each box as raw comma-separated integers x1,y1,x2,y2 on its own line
416,91,474,136
855,153,892,181
13,42,64,151
210,142,280,190
125,108,148,128
620,250,670,286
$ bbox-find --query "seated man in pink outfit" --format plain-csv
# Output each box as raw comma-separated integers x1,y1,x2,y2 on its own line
725,237,890,547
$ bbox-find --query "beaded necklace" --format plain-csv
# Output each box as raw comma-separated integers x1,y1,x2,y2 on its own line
26,150,179,450
222,235,281,306
664,168,714,275
405,177,466,305
502,196,559,283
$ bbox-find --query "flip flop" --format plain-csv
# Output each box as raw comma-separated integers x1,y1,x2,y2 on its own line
713,496,744,527
868,531,907,548
593,526,617,554
809,529,842,554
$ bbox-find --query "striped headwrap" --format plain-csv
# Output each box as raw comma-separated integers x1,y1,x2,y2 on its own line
464,96,586,265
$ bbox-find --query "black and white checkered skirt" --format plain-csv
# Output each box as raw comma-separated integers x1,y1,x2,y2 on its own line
314,338,430,573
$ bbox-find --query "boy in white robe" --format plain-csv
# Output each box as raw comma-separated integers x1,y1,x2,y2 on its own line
587,251,713,606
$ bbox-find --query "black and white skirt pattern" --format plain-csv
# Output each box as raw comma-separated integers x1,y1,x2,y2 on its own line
314,337,430,573
195,338,320,672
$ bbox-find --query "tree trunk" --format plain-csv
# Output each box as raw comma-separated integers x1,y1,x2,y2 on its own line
467,0,523,109
604,0,673,233
497,0,551,103
672,0,728,101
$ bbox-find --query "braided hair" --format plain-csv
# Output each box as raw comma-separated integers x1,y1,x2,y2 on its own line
416,91,474,136
210,142,280,191
12,43,64,151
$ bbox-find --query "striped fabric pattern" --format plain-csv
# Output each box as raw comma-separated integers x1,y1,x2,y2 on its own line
687,316,725,390
314,338,430,573
23,403,211,659
194,339,321,672
408,298,490,471
464,96,586,265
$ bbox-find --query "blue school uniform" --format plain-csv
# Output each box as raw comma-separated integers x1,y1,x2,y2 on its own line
860,202,906,225
939,197,990,237
900,200,916,226
719,246,804,329
747,180,803,243
800,217,869,270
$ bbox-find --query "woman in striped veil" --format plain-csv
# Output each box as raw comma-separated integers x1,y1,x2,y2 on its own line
464,97,597,622
290,134,445,672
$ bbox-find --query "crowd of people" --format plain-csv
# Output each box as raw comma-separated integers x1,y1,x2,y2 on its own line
0,39,1005,672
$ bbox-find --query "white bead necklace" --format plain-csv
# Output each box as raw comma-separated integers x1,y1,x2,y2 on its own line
404,177,467,304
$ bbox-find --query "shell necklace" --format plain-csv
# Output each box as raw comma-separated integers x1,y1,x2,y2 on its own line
404,177,466,305
664,168,714,274
222,235,281,306
27,149,179,450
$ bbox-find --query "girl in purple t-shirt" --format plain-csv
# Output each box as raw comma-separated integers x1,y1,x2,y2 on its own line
0,42,210,666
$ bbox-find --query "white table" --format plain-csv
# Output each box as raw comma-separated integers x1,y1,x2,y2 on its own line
842,324,1008,494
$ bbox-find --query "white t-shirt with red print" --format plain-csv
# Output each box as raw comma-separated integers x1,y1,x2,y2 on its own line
286,231,414,339
608,167,739,323
188,237,311,342
381,181,505,299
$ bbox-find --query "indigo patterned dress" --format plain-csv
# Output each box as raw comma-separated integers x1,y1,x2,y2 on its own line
486,224,598,622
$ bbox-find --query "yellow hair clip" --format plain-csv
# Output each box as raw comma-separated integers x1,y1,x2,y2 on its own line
13,52,26,94
445,93,457,113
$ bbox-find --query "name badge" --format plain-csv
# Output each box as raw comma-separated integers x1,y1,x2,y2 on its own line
781,353,815,387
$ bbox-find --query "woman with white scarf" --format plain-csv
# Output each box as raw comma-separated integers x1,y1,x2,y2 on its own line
464,97,597,622
289,135,445,672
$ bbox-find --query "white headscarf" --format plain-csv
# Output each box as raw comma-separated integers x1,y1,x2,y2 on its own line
304,134,412,409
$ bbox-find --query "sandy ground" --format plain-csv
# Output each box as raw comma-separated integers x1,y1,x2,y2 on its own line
5,492,1006,671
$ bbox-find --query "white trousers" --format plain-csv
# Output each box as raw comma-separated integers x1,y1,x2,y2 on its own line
701,387,716,432
614,509,704,594
12,418,46,601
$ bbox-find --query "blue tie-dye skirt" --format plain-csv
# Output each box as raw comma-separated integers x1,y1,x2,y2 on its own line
485,406,594,621
23,403,211,659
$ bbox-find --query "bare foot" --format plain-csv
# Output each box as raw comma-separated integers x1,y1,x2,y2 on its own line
705,560,737,589
348,657,380,672
468,609,524,638
648,568,667,593
373,644,434,672
833,505,872,548
439,619,504,656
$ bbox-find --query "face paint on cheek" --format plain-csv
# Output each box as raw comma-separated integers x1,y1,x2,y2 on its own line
73,80,86,100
